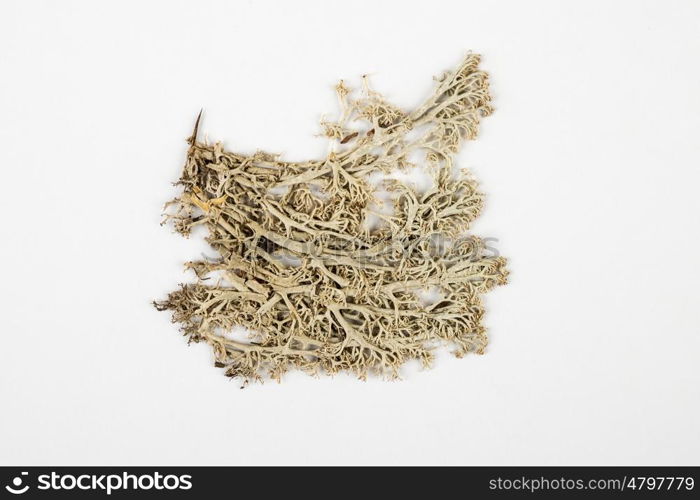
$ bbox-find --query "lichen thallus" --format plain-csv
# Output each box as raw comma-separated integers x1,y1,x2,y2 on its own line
155,54,508,383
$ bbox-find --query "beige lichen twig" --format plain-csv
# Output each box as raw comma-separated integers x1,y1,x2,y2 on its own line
155,54,508,383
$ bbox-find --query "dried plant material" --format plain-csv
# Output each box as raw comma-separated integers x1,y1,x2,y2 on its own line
155,54,508,383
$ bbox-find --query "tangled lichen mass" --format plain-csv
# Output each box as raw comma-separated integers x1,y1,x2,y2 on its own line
155,54,508,383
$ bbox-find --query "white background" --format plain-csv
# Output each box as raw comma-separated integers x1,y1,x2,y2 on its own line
1,0,699,465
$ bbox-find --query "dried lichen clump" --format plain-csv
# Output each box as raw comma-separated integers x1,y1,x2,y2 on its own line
155,54,508,383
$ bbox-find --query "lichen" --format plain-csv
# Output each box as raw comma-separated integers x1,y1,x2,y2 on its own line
155,53,508,383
